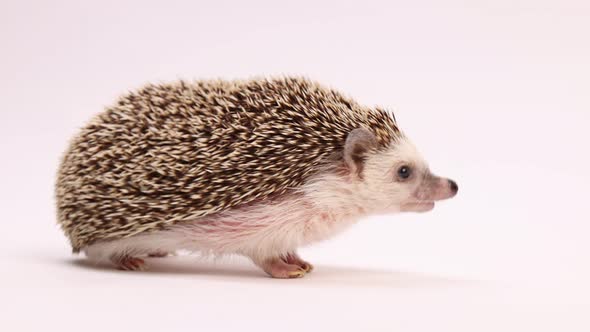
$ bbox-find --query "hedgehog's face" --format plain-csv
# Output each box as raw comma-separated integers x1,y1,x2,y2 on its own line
344,129,458,214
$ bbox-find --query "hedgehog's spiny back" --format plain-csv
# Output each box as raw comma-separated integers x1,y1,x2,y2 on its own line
56,77,400,251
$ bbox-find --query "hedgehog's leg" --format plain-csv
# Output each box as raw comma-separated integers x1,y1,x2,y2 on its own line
283,252,314,273
111,254,146,271
252,257,307,279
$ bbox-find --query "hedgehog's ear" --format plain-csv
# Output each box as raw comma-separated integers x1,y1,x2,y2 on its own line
343,128,377,177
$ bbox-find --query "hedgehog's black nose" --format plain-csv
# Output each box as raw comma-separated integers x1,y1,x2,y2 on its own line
448,179,458,194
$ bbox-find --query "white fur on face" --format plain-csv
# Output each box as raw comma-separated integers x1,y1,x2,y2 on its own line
302,136,431,215
360,136,431,213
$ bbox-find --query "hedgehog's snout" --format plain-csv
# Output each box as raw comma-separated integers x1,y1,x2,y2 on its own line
414,175,458,202
448,179,458,196
432,176,458,200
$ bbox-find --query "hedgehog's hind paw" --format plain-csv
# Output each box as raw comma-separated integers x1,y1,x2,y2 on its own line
112,255,146,271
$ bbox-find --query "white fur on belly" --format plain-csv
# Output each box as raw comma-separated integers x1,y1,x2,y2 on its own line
83,193,361,263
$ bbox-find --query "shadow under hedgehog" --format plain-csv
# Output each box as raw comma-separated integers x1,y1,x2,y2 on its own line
56,77,458,278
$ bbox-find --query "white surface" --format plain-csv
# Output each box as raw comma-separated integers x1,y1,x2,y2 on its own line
1,0,589,331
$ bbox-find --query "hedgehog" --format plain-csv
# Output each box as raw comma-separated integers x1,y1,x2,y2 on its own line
56,77,458,278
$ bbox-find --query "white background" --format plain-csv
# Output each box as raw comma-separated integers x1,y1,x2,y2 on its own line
1,0,589,331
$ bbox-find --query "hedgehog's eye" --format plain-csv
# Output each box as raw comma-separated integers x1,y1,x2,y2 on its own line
397,165,412,180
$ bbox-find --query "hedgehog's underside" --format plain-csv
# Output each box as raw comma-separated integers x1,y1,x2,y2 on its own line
55,77,399,251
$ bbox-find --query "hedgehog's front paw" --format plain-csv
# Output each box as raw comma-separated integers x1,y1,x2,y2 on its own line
255,257,307,279
112,255,146,271
283,252,314,273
